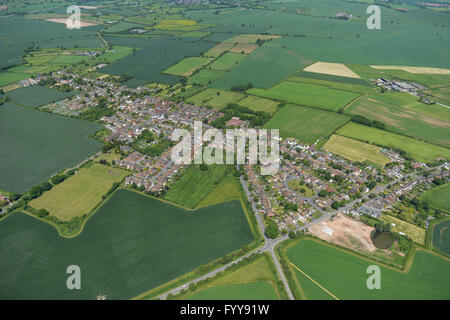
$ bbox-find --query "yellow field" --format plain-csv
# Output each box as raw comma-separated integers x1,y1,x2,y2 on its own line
30,164,129,221
230,43,258,54
370,65,450,74
303,62,361,78
323,134,391,166
380,215,426,244
205,43,234,57
223,34,281,44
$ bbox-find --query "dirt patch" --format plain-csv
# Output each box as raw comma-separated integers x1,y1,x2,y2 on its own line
309,213,377,252
303,62,361,78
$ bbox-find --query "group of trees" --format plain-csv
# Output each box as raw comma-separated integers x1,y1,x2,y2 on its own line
210,103,271,128
351,115,386,130
230,82,253,92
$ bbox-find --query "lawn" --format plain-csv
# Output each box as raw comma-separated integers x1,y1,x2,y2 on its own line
29,164,129,221
187,88,244,109
237,95,279,115
345,93,450,148
432,219,450,255
420,183,450,213
188,69,226,86
336,122,450,163
283,239,450,299
248,81,360,112
2,85,76,108
264,104,350,144
287,180,315,197
164,57,213,77
0,189,254,299
0,103,102,193
164,165,228,208
179,253,284,300
322,134,391,166
209,52,246,71
380,215,426,244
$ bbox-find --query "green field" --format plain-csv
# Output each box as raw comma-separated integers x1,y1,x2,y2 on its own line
198,175,241,208
264,105,350,143
2,85,76,108
187,88,244,109
179,253,283,300
188,69,226,86
164,57,213,76
283,239,450,299
164,165,228,208
380,215,426,244
204,43,234,58
29,164,129,221
209,52,246,71
0,72,30,87
336,122,450,163
0,103,102,193
346,93,450,148
237,95,279,115
432,219,450,255
323,134,391,166
249,81,360,112
420,183,450,213
0,189,254,299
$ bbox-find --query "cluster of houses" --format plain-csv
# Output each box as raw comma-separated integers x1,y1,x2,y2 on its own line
373,78,433,103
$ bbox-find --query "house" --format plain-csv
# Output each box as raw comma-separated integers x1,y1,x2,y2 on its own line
226,116,244,128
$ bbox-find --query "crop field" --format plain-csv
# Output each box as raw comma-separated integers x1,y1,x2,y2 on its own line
345,93,450,148
264,105,349,143
303,62,361,78
0,72,30,87
336,122,450,163
188,69,226,86
211,44,312,90
0,189,254,299
2,85,76,108
29,164,129,221
164,165,228,208
237,95,279,114
209,52,246,71
179,254,283,300
164,57,213,76
230,43,258,54
205,43,234,58
371,65,450,75
223,34,281,44
322,135,390,166
420,183,450,213
380,215,426,244
283,239,450,299
432,219,450,255
249,81,360,112
0,103,102,193
198,175,241,208
187,88,244,109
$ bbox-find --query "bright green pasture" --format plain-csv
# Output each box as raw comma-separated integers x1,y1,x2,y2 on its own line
337,122,450,163
187,88,244,109
0,189,254,299
285,239,450,299
164,57,213,76
0,103,102,193
420,183,450,213
0,72,30,87
432,219,450,255
249,81,360,112
264,105,350,143
188,69,226,86
237,95,279,114
187,281,277,300
209,52,246,71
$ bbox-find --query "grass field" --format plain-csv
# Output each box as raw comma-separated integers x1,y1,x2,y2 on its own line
0,103,102,193
264,105,350,143
0,189,254,299
380,215,426,244
283,239,450,299
29,164,128,221
164,57,213,77
420,183,450,213
336,122,450,163
237,95,279,114
2,85,76,108
230,43,258,54
180,254,282,300
432,219,450,255
187,88,244,109
164,165,228,208
249,81,360,112
204,43,234,58
0,72,30,87
198,175,241,208
188,69,226,86
223,34,281,44
209,52,246,71
345,93,450,148
323,135,391,166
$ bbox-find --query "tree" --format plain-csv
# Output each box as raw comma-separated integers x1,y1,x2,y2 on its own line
200,164,208,171
318,189,327,197
265,220,279,239
9,192,21,201
331,201,340,210
37,209,49,218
